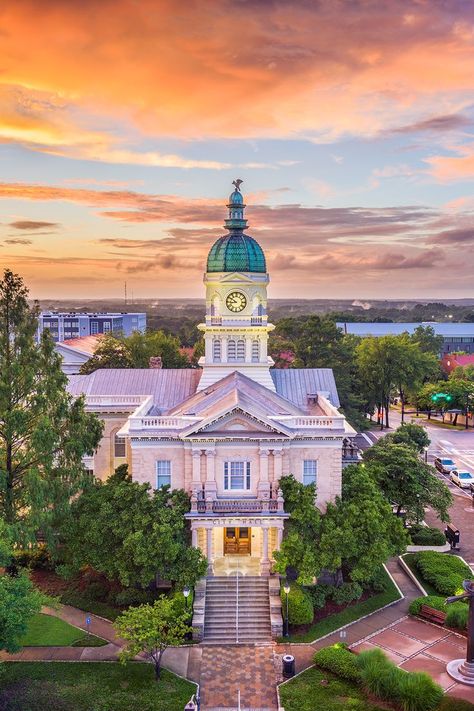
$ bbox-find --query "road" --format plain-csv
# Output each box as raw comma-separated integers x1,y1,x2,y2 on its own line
362,409,474,566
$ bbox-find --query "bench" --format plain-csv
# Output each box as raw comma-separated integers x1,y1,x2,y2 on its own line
419,604,446,625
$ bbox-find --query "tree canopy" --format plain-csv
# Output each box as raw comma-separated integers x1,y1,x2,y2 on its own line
0,269,103,545
58,472,207,588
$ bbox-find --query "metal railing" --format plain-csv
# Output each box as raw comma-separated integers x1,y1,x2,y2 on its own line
195,498,282,514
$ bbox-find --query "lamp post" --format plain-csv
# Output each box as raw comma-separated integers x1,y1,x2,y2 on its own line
424,446,428,464
283,581,290,638
445,580,474,685
183,586,190,611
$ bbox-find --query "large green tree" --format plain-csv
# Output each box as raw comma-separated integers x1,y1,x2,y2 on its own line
0,270,103,544
363,439,452,522
58,474,207,588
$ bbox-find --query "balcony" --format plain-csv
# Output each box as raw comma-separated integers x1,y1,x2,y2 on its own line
189,494,286,516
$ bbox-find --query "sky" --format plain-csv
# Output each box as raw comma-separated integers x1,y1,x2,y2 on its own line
1,0,474,300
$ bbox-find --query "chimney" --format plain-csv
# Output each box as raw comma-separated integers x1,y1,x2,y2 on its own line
149,356,162,369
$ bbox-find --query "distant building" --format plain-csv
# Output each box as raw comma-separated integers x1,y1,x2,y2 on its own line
37,311,146,343
55,335,102,375
337,322,474,356
441,352,474,375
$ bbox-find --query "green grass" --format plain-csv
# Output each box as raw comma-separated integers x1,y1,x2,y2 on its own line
20,613,107,647
60,590,121,621
279,665,386,711
402,554,439,596
281,568,401,643
0,662,196,711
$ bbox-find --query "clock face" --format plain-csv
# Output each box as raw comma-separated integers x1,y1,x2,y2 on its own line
226,291,247,313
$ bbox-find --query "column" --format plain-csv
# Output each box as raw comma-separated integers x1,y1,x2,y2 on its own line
192,525,198,548
222,335,228,362
206,527,213,575
277,526,283,549
258,448,271,498
260,526,270,576
273,449,283,482
191,448,201,492
205,448,217,498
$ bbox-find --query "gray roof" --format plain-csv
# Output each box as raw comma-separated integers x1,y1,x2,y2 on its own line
68,369,202,412
337,322,474,338
271,368,340,408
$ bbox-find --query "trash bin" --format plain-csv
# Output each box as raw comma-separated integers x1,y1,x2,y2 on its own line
282,654,295,678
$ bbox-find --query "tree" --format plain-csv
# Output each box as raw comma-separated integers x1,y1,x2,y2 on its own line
363,440,452,522
59,475,207,588
0,269,103,545
115,597,190,680
416,378,474,425
0,523,46,653
450,364,474,382
318,465,408,584
410,325,444,356
390,423,430,454
80,333,133,373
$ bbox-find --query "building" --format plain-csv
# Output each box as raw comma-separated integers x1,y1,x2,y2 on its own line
337,321,474,355
441,352,474,375
37,310,146,342
68,181,353,578
55,335,102,375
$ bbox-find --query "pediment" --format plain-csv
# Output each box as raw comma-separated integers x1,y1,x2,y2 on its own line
182,407,291,438
218,272,258,284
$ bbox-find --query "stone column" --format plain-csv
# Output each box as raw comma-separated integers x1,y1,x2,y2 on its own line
191,449,201,492
258,448,271,498
261,526,271,576
206,528,213,575
277,526,283,549
205,448,217,498
191,525,198,548
273,449,283,483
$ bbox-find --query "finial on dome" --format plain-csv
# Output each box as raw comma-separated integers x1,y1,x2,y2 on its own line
232,178,243,191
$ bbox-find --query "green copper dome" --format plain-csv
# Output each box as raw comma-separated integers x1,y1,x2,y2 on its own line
207,233,266,273
206,179,267,273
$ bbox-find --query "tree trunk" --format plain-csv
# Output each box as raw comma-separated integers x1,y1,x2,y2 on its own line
453,412,458,426
385,398,390,428
154,649,164,680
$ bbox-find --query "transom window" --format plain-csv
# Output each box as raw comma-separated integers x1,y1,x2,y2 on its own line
156,460,171,489
224,461,251,490
114,434,126,458
303,460,318,486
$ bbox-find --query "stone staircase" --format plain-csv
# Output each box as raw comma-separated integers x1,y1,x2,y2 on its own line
203,576,272,644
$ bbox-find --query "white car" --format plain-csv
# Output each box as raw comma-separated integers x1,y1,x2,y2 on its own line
450,470,474,488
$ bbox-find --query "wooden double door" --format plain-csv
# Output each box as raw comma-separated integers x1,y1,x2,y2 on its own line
223,526,251,555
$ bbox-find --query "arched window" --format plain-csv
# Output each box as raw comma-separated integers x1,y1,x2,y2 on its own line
236,339,245,361
114,433,126,458
251,339,260,362
213,339,221,362
228,339,236,361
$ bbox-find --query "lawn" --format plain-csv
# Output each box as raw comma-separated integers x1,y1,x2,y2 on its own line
279,665,386,711
281,567,401,643
402,553,439,596
20,613,107,647
0,662,196,711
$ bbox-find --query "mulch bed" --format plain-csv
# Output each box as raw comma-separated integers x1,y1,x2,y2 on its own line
290,588,374,636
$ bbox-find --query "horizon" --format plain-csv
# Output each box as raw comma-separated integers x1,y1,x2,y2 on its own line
1,1,474,300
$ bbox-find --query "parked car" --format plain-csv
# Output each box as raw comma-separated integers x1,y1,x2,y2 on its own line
434,457,457,473
450,470,474,488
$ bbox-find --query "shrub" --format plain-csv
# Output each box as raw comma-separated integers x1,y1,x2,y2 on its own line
408,595,447,616
397,671,443,711
170,589,194,618
331,582,363,606
368,568,389,593
313,644,362,683
409,525,445,546
13,546,54,570
437,697,474,711
85,580,110,602
357,648,402,701
445,602,468,630
414,551,472,595
281,583,313,625
114,587,154,607
305,583,332,609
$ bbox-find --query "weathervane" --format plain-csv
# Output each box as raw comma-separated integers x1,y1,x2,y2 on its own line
232,178,243,191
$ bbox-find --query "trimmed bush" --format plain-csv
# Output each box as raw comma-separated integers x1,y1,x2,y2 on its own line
331,582,363,606
408,595,447,616
281,583,313,625
313,644,362,683
114,587,154,607
409,525,446,546
305,583,332,610
414,551,473,596
445,602,468,630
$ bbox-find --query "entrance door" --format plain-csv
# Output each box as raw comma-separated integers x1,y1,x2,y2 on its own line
223,527,251,555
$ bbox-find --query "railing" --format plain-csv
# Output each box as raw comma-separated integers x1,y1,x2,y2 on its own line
87,395,146,407
194,498,283,514
128,415,201,430
269,415,345,429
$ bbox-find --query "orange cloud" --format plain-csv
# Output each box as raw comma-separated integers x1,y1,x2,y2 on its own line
426,144,474,181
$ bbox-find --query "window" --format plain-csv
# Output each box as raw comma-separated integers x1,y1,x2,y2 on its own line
156,460,171,489
236,339,245,361
251,339,260,362
224,461,251,490
114,434,126,458
90,321,99,335
303,460,317,486
103,321,111,333
228,339,236,361
213,339,221,362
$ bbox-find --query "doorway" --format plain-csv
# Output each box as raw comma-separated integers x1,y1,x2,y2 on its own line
223,527,251,555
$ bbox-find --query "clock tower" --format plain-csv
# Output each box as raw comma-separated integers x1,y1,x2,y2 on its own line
197,180,275,391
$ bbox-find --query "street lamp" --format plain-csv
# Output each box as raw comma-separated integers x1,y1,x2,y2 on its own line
424,446,428,463
183,586,190,610
283,581,290,638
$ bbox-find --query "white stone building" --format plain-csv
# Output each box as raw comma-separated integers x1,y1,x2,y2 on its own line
68,181,354,577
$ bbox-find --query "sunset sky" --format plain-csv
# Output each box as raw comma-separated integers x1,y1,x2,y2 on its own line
1,0,474,299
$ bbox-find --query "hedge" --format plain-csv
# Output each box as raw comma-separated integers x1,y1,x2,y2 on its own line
313,644,362,683
409,525,446,546
413,551,473,596
281,583,313,625
409,595,468,630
